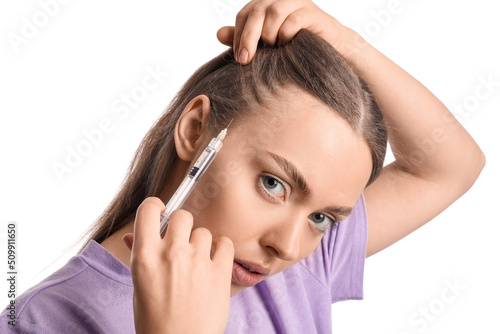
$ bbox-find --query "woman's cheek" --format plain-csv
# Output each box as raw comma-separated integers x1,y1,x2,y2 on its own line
203,172,272,241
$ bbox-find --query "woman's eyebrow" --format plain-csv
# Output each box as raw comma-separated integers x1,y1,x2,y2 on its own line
265,151,311,197
323,206,353,219
265,151,353,219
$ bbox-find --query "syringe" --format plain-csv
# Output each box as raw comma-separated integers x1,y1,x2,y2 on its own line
159,121,232,237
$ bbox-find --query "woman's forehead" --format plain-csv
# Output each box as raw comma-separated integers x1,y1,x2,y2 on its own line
225,92,373,204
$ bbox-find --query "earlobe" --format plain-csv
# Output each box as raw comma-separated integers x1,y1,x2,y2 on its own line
174,95,212,161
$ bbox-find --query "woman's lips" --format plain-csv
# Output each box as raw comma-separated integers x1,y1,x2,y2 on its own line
232,260,271,287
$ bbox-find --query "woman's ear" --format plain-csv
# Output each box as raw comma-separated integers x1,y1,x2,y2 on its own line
174,95,211,161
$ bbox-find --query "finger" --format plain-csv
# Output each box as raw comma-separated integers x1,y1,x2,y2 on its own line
164,209,194,246
216,26,235,47
133,197,165,251
232,0,255,54
211,236,234,272
261,0,303,45
189,227,213,258
277,6,320,45
234,1,272,64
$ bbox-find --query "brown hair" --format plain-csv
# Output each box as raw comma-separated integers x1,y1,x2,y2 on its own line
82,29,387,249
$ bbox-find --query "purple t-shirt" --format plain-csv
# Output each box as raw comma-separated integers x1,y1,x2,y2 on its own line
1,194,367,333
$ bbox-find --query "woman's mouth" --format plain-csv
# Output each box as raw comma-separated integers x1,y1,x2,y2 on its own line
232,260,270,287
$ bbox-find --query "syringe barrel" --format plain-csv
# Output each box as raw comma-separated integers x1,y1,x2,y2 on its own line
159,141,220,237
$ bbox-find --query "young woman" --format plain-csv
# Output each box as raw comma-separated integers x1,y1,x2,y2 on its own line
1,0,485,333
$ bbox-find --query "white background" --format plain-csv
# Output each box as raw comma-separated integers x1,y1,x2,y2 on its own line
1,0,498,333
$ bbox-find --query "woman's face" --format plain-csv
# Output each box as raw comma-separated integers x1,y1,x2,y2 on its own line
181,88,372,296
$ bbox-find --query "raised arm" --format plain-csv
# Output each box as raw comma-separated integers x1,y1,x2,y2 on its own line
339,29,485,257
217,0,485,257
336,35,485,257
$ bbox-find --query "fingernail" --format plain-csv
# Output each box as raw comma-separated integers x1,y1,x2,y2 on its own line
234,47,239,62
239,48,248,64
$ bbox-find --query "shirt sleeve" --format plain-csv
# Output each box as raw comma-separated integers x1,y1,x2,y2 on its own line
0,289,107,334
325,193,368,303
0,313,49,334
297,193,368,304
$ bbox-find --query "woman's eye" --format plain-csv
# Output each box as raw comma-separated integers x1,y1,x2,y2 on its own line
308,213,337,232
260,175,286,201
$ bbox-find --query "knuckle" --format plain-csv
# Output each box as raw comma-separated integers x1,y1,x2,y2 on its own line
216,235,234,247
130,256,154,277
267,3,284,17
163,247,187,263
144,196,164,205
287,12,301,26
249,4,266,17
137,197,164,213
192,227,212,240
235,10,246,23
169,209,193,224
214,236,234,255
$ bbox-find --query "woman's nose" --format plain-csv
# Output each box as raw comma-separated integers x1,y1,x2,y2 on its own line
260,215,302,262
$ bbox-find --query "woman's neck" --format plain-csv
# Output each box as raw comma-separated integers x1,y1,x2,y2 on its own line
100,219,135,267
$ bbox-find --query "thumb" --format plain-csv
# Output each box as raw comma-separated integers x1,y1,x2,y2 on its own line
217,26,235,47
122,233,135,251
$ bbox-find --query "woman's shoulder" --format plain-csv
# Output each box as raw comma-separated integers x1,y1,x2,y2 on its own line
0,252,90,332
0,241,134,333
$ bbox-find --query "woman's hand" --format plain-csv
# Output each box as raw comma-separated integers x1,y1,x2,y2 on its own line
216,0,359,65
122,197,234,334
